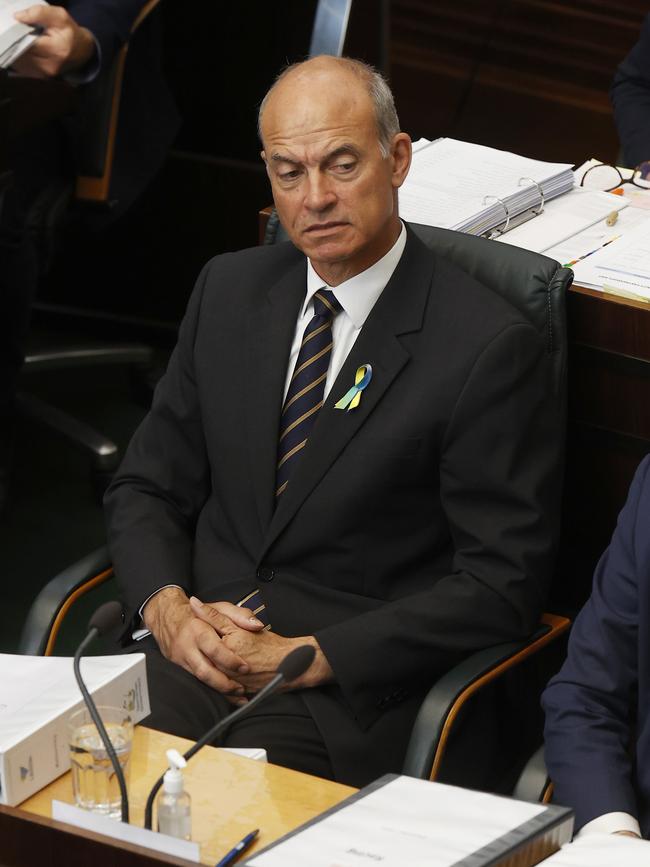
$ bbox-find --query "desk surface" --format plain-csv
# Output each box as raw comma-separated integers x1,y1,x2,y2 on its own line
19,726,356,865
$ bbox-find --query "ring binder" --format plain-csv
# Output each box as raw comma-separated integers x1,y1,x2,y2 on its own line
482,196,510,239
398,138,575,239
519,177,545,214
482,181,547,240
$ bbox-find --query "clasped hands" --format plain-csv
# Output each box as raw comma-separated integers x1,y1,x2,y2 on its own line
143,587,332,705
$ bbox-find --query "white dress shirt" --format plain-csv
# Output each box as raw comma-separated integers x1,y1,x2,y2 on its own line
578,812,641,838
134,223,408,636
283,221,407,401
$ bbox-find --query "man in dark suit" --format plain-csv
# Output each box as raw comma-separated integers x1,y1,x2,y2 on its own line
611,12,650,171
105,55,562,787
543,454,650,841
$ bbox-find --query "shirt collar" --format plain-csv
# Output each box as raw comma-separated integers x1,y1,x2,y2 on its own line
304,222,407,328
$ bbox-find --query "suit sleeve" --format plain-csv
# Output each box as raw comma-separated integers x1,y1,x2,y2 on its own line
67,0,149,70
316,321,562,727
104,264,212,628
610,13,650,168
542,456,650,832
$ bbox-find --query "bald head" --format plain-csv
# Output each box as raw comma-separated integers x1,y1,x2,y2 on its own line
258,56,400,158
258,54,411,286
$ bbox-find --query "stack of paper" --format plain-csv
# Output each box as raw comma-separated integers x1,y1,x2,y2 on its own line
399,138,574,238
571,220,650,301
0,0,46,68
244,774,573,867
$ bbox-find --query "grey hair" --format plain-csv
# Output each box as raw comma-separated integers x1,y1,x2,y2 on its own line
257,56,400,158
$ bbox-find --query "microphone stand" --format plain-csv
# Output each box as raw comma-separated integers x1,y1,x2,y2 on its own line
144,671,284,830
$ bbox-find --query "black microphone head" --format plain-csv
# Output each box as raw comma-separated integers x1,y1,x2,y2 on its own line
88,601,123,637
278,645,316,681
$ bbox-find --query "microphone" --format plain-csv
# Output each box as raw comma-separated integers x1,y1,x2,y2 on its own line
144,644,316,830
73,601,130,823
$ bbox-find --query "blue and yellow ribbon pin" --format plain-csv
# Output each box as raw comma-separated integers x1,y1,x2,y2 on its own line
334,364,373,411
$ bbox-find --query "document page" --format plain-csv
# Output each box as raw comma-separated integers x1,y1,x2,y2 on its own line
247,776,547,867
497,189,628,254
0,0,46,67
571,219,650,298
546,205,650,266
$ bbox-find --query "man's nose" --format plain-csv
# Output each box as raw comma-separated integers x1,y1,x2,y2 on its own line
304,174,336,211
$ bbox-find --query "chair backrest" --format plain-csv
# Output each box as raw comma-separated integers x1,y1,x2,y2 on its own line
265,214,572,407
75,0,162,203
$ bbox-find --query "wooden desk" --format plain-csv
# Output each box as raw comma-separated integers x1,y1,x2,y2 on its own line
18,726,355,865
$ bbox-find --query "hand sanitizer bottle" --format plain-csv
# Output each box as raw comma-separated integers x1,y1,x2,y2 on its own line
156,749,191,840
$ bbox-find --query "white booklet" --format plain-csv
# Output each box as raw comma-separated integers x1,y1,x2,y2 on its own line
0,0,46,68
0,653,149,806
244,774,573,867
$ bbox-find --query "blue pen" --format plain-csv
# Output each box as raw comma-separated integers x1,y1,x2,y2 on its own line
215,829,259,867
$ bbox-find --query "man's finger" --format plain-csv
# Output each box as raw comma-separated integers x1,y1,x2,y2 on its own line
14,5,60,25
195,624,250,675
184,650,245,694
189,596,247,634
210,600,265,631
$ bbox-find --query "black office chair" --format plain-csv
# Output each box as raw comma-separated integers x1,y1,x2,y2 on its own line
263,213,573,790
21,215,573,794
514,745,554,804
16,1,162,494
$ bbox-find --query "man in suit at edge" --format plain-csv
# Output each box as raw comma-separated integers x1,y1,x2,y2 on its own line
105,55,562,787
610,12,650,172
543,454,650,841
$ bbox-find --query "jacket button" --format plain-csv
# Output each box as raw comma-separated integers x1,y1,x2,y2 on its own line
257,566,275,582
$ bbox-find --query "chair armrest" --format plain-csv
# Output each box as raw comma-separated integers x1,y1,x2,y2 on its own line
402,613,570,781
513,744,553,803
19,546,112,656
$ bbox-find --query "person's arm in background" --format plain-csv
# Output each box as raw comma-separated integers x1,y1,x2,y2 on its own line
610,13,650,169
13,0,148,80
542,456,650,839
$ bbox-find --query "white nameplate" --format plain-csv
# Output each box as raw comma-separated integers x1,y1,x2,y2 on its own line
52,800,200,862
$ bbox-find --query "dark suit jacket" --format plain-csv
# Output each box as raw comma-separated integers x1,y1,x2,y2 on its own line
611,13,650,169
105,227,562,786
543,454,650,836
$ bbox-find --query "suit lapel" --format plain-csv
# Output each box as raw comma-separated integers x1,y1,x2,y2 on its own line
262,229,436,553
246,257,306,533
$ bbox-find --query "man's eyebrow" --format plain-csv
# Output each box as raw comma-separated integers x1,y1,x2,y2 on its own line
270,153,300,165
270,145,361,166
324,145,361,162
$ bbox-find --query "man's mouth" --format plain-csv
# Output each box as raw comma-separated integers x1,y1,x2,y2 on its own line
304,221,348,234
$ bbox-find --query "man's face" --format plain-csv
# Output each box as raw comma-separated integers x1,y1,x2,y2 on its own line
260,65,411,285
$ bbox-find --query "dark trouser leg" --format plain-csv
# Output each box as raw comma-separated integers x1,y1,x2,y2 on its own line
140,641,335,781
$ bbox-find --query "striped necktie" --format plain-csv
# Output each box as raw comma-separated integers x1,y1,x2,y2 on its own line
276,289,343,498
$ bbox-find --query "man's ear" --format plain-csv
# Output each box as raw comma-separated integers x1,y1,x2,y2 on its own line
390,133,412,190
261,150,270,176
